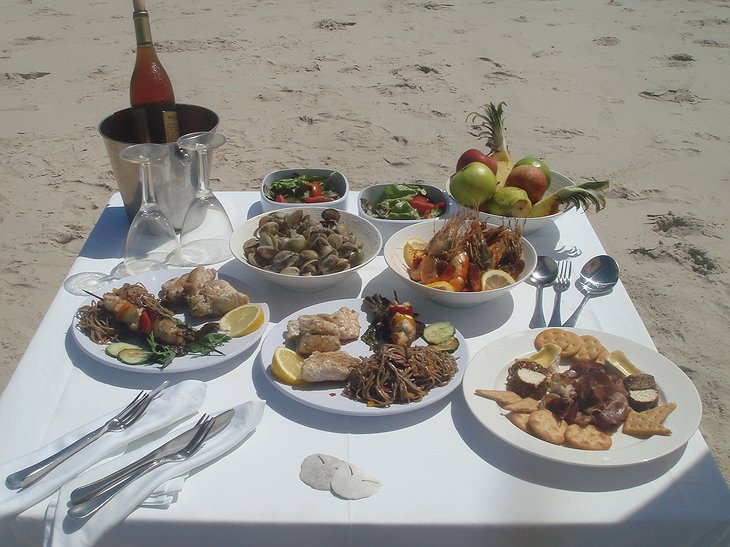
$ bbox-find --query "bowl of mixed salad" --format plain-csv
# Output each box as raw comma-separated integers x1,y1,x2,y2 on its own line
260,168,349,212
357,183,451,245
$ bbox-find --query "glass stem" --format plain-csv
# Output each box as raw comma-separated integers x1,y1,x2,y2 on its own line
195,144,213,197
139,159,156,208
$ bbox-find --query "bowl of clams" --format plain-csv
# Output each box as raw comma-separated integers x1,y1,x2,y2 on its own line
230,207,382,292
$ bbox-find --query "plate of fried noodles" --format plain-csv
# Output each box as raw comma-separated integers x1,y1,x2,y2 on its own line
71,268,269,373
259,297,469,416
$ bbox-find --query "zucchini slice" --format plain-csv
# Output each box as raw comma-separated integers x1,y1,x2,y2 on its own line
117,348,154,365
422,322,456,345
428,336,460,354
105,342,142,358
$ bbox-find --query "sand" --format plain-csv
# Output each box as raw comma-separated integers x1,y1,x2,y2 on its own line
1,0,728,482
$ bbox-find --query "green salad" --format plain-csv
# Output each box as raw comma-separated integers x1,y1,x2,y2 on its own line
360,184,446,220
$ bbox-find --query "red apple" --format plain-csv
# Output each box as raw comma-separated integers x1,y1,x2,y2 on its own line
505,164,549,204
456,148,498,175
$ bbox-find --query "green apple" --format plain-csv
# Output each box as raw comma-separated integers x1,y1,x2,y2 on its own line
514,156,551,186
449,162,497,207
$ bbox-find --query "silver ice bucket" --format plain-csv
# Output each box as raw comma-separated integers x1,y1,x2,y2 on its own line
99,104,219,229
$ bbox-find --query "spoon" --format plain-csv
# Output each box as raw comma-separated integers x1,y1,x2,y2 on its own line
528,256,558,328
562,255,620,327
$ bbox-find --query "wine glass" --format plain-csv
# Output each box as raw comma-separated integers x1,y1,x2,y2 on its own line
63,261,131,296
177,131,233,265
121,143,181,274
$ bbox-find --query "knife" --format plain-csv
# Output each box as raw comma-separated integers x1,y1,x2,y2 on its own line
68,409,235,513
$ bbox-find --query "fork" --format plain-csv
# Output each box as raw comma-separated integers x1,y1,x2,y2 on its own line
67,414,215,520
547,261,572,327
5,381,168,490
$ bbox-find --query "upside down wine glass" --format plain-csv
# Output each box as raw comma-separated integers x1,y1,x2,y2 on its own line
121,143,181,274
177,131,233,266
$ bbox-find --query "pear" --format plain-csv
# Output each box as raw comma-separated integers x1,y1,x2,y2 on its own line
483,186,532,217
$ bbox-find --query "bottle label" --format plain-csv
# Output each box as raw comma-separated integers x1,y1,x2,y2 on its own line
162,110,180,142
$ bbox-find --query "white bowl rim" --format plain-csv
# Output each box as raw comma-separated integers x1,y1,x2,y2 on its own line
383,218,537,299
230,207,382,281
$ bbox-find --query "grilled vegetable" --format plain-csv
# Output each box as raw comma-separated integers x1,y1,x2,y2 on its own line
422,321,456,345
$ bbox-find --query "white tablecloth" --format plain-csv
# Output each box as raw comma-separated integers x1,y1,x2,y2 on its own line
1,192,729,546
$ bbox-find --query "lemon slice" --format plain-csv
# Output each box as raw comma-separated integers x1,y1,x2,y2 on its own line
480,269,515,291
219,303,265,337
272,347,305,385
426,280,456,291
403,237,428,268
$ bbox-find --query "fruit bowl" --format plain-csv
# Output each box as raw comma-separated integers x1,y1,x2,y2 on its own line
357,183,452,246
260,168,349,212
230,207,381,292
383,220,537,308
446,171,576,235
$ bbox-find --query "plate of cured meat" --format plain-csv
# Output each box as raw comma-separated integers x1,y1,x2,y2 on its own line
462,328,702,467
259,297,469,416
71,267,269,373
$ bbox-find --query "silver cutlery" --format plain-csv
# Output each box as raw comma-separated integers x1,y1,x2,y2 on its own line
5,381,168,490
529,256,558,329
67,408,234,520
547,260,572,327
563,255,620,327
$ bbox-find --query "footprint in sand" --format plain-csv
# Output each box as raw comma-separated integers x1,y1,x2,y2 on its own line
630,242,720,276
639,89,702,104
593,37,620,46
694,39,728,47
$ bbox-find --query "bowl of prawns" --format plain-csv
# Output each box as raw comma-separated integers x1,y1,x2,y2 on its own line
383,213,537,308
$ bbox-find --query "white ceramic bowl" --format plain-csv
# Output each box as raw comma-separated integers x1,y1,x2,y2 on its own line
230,207,381,292
357,183,452,245
446,171,575,234
383,219,537,308
260,168,349,212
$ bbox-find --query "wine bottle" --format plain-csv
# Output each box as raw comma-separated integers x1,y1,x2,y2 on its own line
130,0,180,143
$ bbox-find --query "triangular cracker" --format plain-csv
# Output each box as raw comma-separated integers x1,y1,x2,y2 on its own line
474,389,523,407
622,402,677,437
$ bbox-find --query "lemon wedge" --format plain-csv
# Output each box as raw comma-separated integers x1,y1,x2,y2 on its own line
219,303,265,337
403,237,427,268
272,347,305,385
480,269,515,291
426,280,456,291
524,343,562,369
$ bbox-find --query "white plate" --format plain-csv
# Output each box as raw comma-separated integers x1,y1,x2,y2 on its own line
259,298,469,416
462,328,702,467
71,268,269,374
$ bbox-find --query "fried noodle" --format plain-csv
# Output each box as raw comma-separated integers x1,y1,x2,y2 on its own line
343,344,458,407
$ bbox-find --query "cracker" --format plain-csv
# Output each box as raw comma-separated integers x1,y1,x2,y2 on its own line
528,409,567,445
564,424,612,450
504,397,540,413
573,335,609,364
534,328,583,357
508,412,531,432
622,403,677,437
475,389,523,407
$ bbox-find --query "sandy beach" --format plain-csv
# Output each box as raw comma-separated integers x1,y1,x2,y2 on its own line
1,0,728,484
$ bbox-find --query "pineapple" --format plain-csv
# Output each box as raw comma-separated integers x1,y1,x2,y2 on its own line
466,101,513,186
530,179,609,217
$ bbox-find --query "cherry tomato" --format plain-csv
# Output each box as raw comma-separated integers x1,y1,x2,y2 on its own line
305,181,324,197
274,194,287,203
303,195,334,203
138,310,153,334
